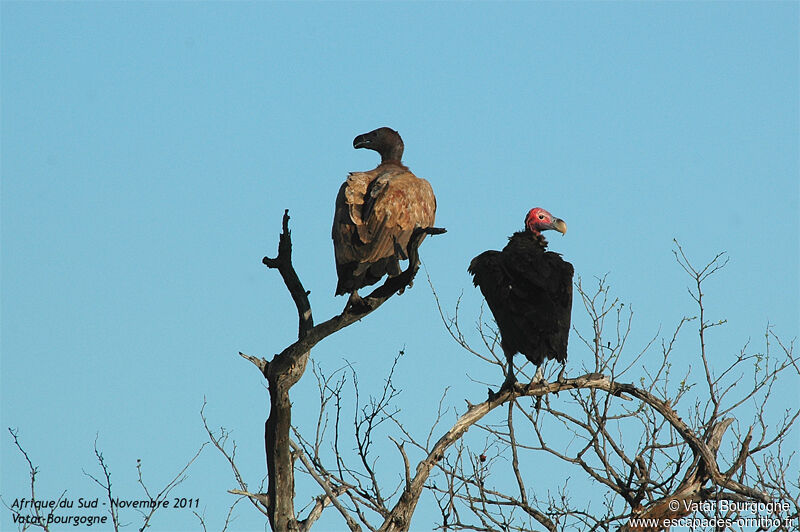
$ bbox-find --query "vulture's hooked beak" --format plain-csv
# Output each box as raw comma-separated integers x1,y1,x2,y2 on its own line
552,218,567,235
353,135,371,149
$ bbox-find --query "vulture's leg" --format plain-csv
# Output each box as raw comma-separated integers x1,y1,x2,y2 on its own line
395,251,408,294
405,234,422,272
502,350,518,388
488,350,517,401
532,365,545,384
556,363,567,384
345,290,364,312
393,239,408,261
398,228,426,293
401,226,446,292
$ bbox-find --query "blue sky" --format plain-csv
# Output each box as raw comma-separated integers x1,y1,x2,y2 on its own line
2,2,798,531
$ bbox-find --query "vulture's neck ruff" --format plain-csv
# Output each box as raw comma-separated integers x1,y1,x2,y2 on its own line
514,230,549,250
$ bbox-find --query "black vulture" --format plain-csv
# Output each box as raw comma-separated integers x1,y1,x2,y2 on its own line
469,208,573,388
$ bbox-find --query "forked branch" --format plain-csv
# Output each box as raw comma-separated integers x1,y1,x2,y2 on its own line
245,210,444,531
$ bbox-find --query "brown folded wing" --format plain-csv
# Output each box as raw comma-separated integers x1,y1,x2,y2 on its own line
332,165,436,295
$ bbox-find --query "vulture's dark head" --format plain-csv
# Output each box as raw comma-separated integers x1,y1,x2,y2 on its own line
353,127,404,164
525,207,567,236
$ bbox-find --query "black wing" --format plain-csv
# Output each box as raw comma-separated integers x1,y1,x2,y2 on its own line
502,247,573,365
469,243,573,366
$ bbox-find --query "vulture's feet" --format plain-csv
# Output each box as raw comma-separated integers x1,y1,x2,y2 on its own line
503,372,518,389
395,276,413,296
345,292,368,314
488,373,518,401
556,365,567,384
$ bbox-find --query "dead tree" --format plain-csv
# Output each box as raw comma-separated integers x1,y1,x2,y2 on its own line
227,212,797,532
236,210,445,531
423,243,799,531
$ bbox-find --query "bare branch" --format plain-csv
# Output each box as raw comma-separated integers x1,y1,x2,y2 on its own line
289,438,361,532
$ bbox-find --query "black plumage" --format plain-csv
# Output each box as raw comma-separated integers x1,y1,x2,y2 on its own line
468,208,573,385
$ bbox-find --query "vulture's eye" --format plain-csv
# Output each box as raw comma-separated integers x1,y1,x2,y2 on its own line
538,214,545,220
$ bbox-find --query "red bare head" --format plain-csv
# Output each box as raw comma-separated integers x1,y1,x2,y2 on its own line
524,207,567,236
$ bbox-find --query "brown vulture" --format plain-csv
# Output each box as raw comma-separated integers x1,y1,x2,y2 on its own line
332,127,436,297
468,208,573,387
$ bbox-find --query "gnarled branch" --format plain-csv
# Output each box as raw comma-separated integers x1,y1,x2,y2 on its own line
251,210,444,531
